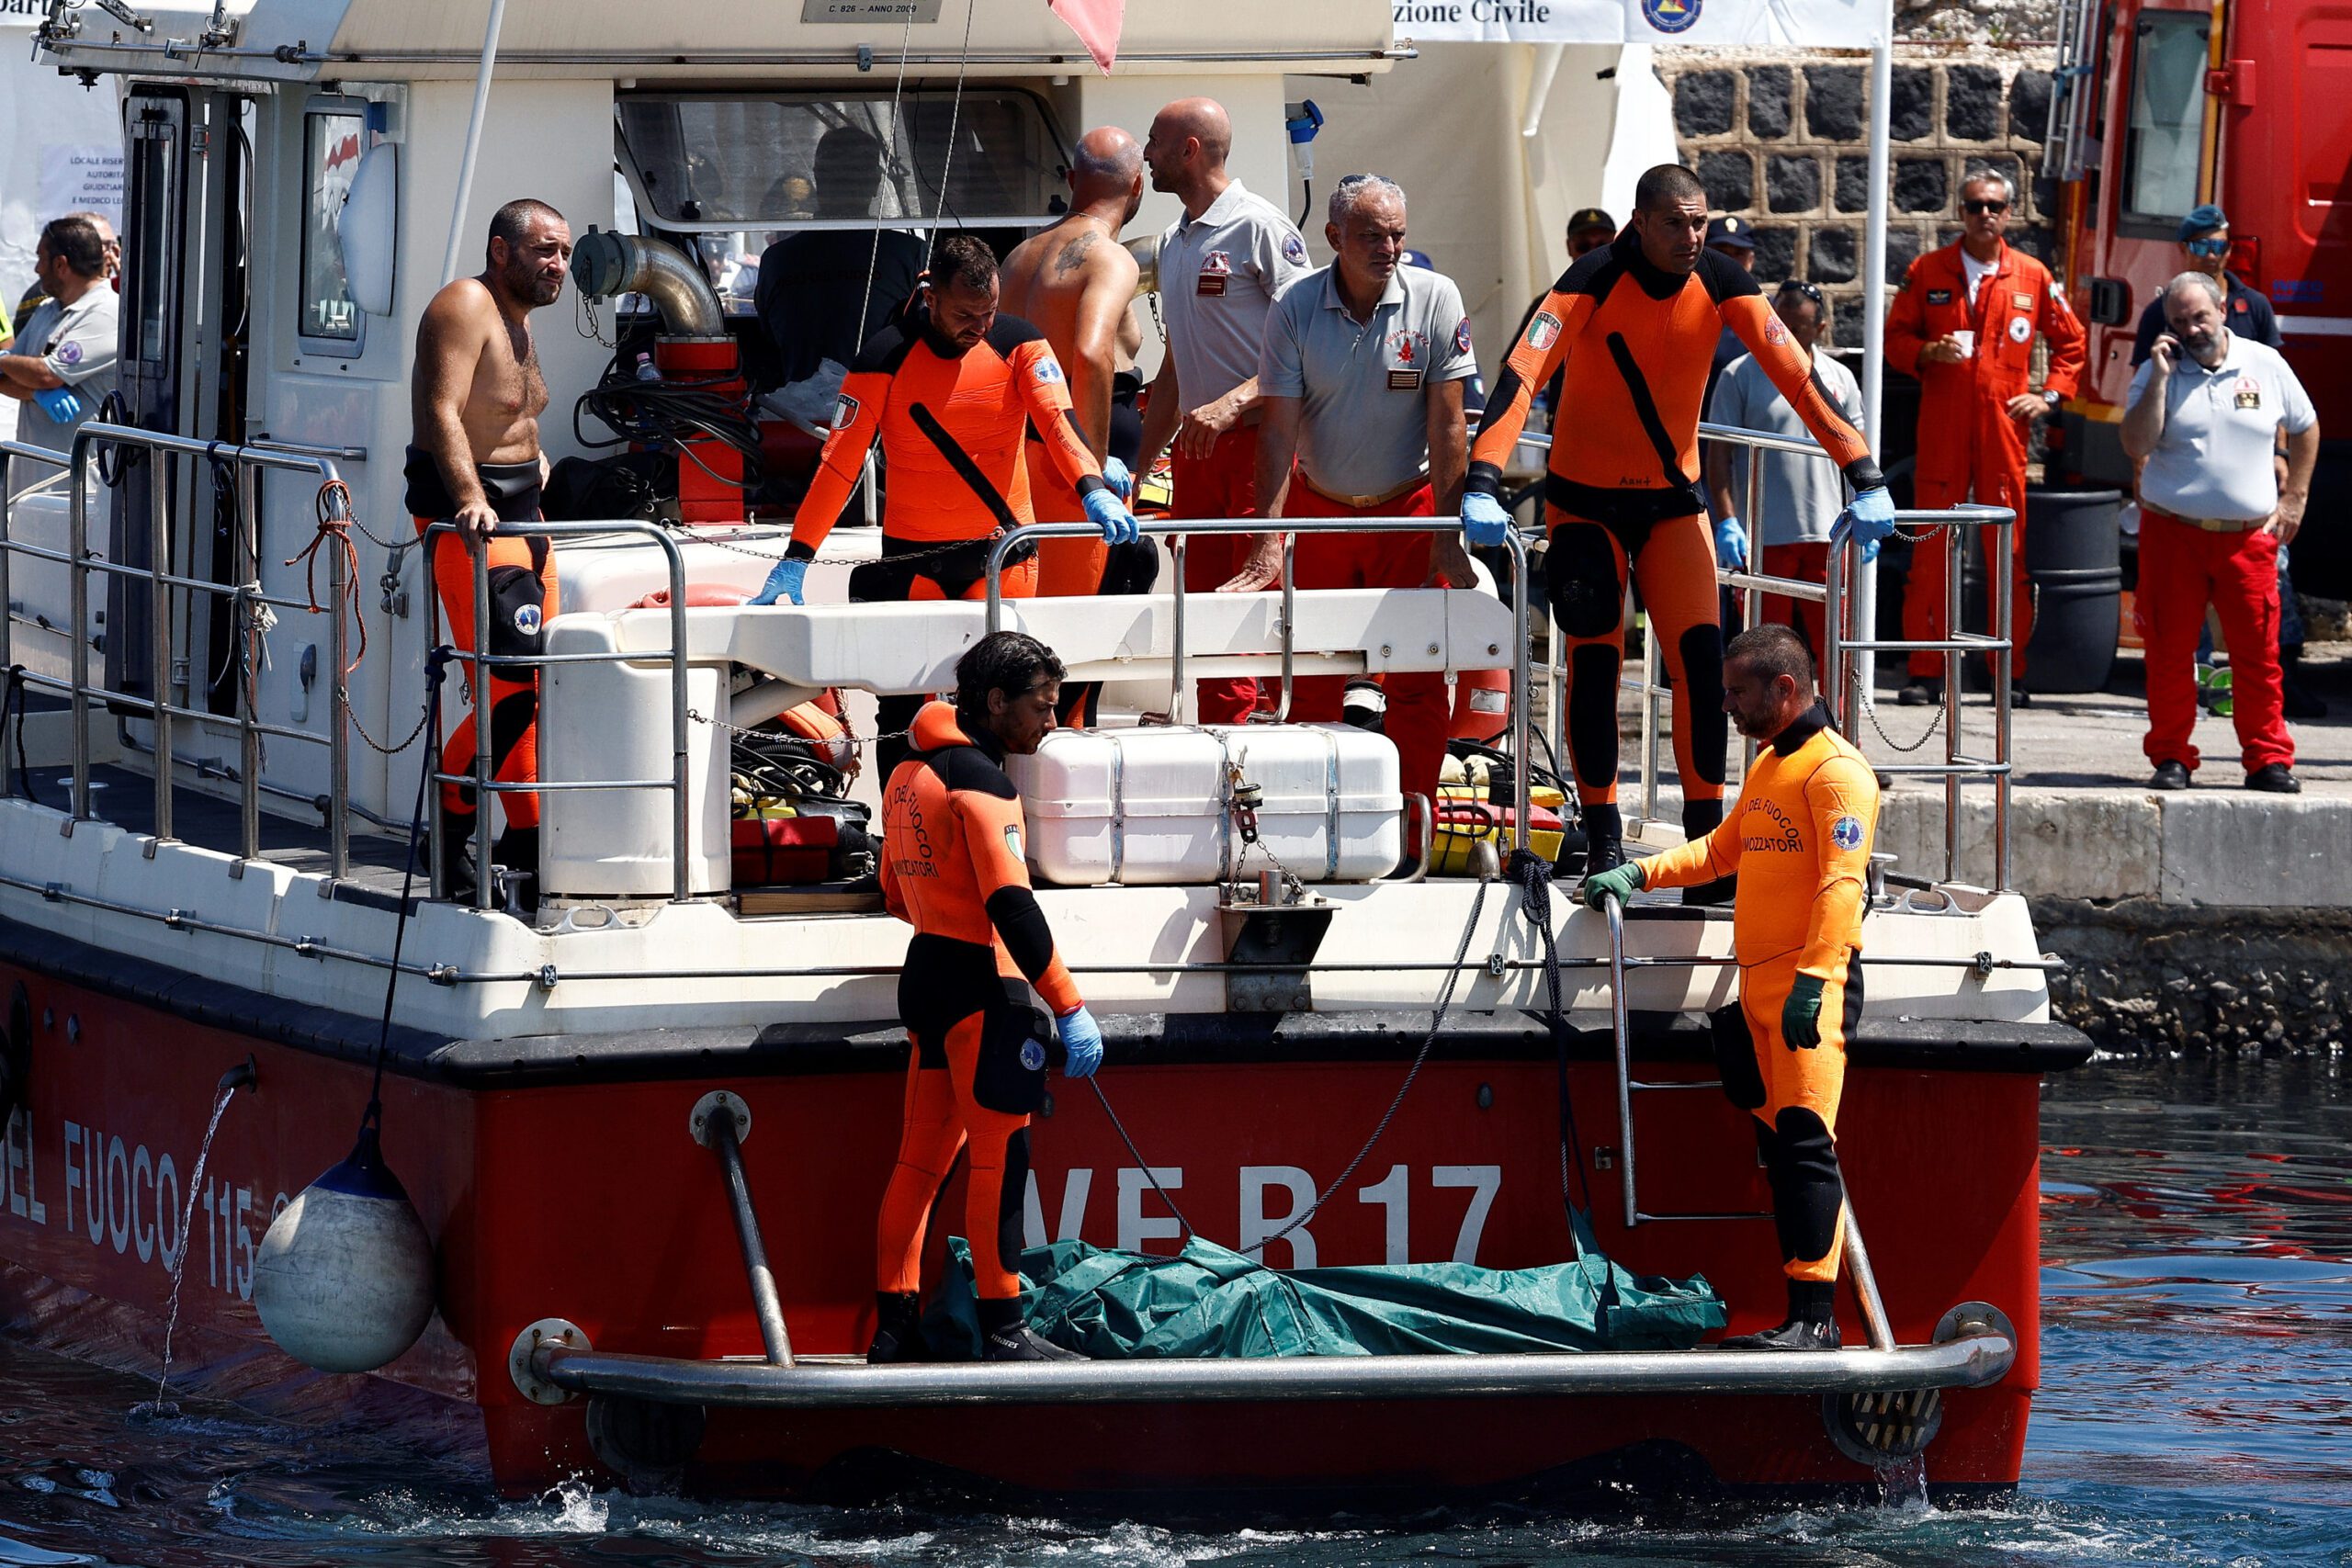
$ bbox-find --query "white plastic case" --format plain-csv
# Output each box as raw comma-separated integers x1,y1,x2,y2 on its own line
1006,724,1401,886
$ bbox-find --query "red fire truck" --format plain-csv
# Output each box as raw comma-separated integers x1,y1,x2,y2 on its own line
2044,0,2352,594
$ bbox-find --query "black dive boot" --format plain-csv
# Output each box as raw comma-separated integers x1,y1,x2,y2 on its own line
1720,1280,1841,1351
977,1296,1083,1362
1679,797,1736,908
439,817,481,900
1579,803,1624,884
866,1292,927,1365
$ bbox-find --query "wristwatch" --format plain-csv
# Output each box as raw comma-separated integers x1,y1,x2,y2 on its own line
2041,388,2063,409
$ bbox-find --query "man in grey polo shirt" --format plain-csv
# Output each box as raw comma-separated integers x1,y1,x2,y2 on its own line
1253,174,1476,831
0,217,119,457
2121,271,2319,795
1138,96,1312,722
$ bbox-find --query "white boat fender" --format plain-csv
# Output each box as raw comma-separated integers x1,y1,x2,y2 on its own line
253,1124,436,1375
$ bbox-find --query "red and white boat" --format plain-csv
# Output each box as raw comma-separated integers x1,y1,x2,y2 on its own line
0,0,2084,1513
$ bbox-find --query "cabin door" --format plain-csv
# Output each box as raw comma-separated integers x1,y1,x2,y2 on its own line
107,86,249,728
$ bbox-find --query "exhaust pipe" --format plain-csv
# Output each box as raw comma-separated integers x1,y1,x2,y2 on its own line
569,228,726,338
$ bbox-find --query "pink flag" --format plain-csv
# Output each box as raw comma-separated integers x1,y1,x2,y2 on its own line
1049,0,1125,74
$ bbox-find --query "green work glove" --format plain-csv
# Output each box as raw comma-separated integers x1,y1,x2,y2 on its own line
1782,973,1827,1051
1581,861,1645,910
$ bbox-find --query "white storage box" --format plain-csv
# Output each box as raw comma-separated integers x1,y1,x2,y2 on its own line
1006,725,1401,886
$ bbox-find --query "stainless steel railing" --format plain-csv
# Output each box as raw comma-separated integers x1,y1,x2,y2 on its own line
1,426,359,874
419,518,693,908
1513,422,2017,892
983,515,1536,850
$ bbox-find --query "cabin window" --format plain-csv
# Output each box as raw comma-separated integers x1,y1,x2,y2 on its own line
2119,11,2210,231
299,104,367,350
616,90,1066,308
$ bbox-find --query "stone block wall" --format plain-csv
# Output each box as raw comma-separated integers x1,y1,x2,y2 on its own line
1659,50,2057,353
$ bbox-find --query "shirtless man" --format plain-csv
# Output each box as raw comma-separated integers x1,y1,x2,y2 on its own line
406,197,573,897
999,126,1148,724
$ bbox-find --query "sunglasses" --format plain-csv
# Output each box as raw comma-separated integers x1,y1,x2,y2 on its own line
2185,236,2230,258
1782,280,1825,302
1962,199,2010,216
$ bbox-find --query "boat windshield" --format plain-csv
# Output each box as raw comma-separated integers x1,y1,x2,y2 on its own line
617,88,1064,230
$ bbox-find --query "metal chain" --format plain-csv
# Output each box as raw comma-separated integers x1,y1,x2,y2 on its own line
575,289,615,349
347,694,432,756
687,705,908,753
1860,698,1945,754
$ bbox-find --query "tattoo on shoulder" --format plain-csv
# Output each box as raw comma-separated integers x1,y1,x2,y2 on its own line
1053,231,1099,276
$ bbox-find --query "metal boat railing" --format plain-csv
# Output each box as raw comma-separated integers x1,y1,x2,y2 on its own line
984,514,1536,849
1,426,359,874
1512,423,2015,893
417,518,693,908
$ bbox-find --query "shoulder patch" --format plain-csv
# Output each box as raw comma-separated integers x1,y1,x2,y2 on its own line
1525,310,1563,352
1455,315,1474,355
831,392,861,429
1830,815,1865,852
1281,231,1307,266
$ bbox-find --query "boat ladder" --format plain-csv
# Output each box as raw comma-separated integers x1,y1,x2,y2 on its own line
1599,893,1897,1356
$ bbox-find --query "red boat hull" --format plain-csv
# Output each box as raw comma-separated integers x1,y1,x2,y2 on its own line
0,955,2052,1504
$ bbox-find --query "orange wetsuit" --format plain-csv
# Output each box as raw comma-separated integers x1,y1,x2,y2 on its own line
404,449,558,844
1636,701,1877,1289
875,700,1085,1303
789,308,1108,773
1466,237,1882,813
1885,241,2085,681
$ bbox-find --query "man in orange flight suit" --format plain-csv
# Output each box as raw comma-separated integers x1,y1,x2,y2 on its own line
1586,624,1878,1350
870,631,1102,1364
1885,168,2084,706
1463,164,1892,885
752,234,1137,777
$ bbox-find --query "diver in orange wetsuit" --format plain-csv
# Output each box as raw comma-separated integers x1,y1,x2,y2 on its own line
1586,625,1879,1350
1463,164,1893,885
749,234,1137,775
870,632,1104,1364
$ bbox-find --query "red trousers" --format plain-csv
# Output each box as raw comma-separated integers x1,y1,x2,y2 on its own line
1905,471,2031,680
1283,480,1449,839
1758,540,1830,660
2134,510,2292,773
1172,424,1271,724
420,519,558,830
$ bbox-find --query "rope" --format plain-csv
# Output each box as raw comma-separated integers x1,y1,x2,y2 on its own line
856,6,918,352
1506,846,1599,1232
3,665,41,808
283,479,368,677
1085,873,1496,1257
931,0,978,227
359,650,448,1134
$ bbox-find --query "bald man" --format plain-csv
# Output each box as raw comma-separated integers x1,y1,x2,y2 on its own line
1001,127,1152,724
1137,96,1311,722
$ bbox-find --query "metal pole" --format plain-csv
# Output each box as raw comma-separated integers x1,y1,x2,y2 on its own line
1825,536,1848,730
1859,17,1894,711
1508,525,1531,846
707,1107,794,1367
236,461,261,862
326,484,350,881
1994,512,2014,892
1606,892,1636,1230
1169,536,1188,725
1270,534,1296,722
149,450,174,844
662,530,691,903
471,533,493,909
0,451,12,673
1639,605,1660,829
1840,1197,1897,1353
1942,525,1962,884
438,0,509,287
1741,449,1764,777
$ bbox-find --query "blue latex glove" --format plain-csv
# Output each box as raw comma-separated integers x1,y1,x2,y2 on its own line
1462,491,1512,547
1836,485,1897,566
1101,456,1134,500
1713,513,1748,571
750,557,808,606
1083,485,1140,545
31,384,84,423
1057,1006,1104,1078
